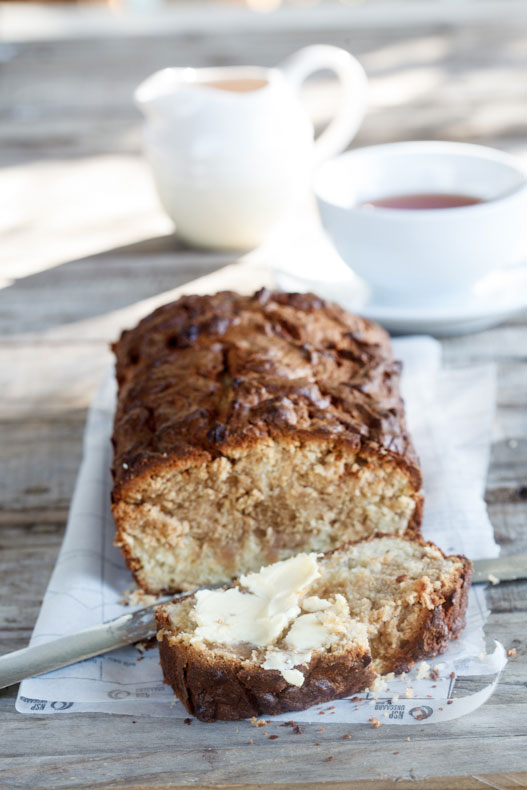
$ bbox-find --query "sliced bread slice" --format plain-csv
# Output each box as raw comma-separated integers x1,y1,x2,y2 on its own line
156,535,471,721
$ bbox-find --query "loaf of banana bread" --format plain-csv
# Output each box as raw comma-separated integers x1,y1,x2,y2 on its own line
111,289,423,593
156,536,471,721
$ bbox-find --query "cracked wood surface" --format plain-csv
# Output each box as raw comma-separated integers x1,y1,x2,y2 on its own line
0,6,526,789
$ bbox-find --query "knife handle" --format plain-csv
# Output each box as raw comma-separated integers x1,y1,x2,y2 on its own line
0,605,157,690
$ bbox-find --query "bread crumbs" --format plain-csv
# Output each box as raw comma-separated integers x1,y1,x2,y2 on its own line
371,676,387,692
119,586,159,607
369,717,382,728
250,718,267,727
507,648,517,657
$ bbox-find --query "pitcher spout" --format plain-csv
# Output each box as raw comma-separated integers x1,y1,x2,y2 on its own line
134,67,196,121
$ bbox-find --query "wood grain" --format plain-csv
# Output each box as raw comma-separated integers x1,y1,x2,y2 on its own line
53,779,527,790
0,6,526,789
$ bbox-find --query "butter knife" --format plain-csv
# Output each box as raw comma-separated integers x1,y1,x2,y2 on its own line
1,556,525,691
471,553,527,584
0,597,170,691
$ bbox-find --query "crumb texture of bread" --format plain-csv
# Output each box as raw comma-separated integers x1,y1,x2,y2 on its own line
111,289,423,593
156,536,472,721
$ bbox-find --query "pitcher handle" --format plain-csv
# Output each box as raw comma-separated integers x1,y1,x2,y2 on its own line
279,45,367,166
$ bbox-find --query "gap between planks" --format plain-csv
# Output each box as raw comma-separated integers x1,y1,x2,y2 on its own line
75,777,527,790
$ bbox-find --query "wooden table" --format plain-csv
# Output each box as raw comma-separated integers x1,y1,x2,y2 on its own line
1,4,526,788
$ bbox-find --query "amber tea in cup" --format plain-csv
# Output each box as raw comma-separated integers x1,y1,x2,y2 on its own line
314,141,527,303
362,193,483,210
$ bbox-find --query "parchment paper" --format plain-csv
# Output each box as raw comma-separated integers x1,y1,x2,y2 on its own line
17,336,506,724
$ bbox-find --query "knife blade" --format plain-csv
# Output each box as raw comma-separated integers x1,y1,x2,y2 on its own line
1,556,525,691
471,553,527,584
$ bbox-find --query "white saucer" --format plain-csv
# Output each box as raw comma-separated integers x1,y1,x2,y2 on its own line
273,264,527,336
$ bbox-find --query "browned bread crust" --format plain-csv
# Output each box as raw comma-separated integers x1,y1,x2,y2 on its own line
112,289,421,493
387,548,472,675
156,606,376,722
111,290,423,592
156,535,472,722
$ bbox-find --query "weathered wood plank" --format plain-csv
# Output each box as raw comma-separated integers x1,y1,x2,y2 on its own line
1,11,526,788
1,240,526,341
0,155,232,284
2,22,526,123
0,711,526,788
0,254,226,335
3,777,526,790
9,777,525,790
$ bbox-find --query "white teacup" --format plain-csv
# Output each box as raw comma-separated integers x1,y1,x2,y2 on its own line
314,141,527,305
135,46,367,250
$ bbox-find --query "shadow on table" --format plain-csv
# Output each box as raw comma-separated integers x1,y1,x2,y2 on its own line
1,233,239,336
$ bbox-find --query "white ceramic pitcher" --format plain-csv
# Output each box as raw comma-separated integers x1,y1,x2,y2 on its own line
135,46,367,250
